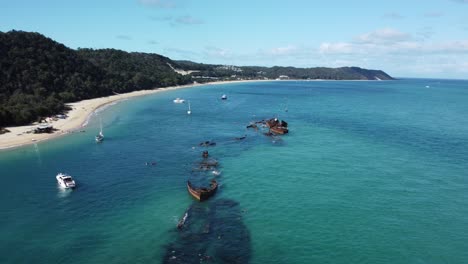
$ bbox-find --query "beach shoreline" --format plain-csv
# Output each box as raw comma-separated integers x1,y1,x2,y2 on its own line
0,78,388,150
0,80,268,150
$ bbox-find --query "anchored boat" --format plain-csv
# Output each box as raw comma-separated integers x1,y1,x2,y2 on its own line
173,98,185,103
95,118,104,142
56,173,76,189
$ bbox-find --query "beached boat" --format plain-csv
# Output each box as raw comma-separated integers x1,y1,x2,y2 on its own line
173,98,185,103
221,94,227,100
187,180,218,201
56,173,76,189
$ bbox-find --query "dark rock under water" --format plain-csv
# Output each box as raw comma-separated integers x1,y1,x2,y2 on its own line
163,199,251,264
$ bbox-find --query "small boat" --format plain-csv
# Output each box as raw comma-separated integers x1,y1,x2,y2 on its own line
56,173,76,189
221,94,227,100
187,101,191,115
187,180,218,201
95,119,104,142
173,98,185,103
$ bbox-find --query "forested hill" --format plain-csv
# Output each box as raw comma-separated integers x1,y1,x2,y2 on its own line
175,62,393,81
0,31,191,126
0,30,393,127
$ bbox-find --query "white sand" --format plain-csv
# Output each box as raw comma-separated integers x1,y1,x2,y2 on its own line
0,80,267,150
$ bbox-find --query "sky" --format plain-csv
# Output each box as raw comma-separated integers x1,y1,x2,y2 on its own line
1,0,468,79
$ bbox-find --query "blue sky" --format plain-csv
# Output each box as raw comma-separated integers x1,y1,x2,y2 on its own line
2,0,468,79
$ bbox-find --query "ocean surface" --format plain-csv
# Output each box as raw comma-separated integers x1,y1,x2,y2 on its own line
1,79,467,264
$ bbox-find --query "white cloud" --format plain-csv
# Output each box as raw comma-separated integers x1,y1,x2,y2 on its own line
138,0,177,8
428,40,468,53
416,27,435,40
268,45,298,55
116,35,132,40
314,27,468,78
150,15,204,26
355,28,411,44
204,46,232,59
319,42,355,54
383,12,405,19
164,47,199,58
424,11,444,18
175,15,203,25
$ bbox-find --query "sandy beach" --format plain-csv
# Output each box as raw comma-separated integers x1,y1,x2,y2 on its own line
0,80,266,150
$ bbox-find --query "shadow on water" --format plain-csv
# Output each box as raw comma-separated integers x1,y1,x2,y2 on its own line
163,199,251,264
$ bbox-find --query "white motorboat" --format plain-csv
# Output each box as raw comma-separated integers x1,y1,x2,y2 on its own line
56,173,76,189
173,98,185,103
187,101,191,115
221,94,227,100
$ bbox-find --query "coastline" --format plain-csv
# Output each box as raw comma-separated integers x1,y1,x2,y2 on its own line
0,80,267,150
0,78,389,150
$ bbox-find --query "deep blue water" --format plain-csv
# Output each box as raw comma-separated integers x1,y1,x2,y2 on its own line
1,79,467,263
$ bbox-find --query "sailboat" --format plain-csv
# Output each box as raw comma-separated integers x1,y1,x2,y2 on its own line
187,101,191,115
95,119,104,142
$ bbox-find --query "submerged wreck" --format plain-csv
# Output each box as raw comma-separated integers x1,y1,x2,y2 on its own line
164,199,251,264
187,180,218,201
247,117,289,135
199,141,216,147
266,118,288,134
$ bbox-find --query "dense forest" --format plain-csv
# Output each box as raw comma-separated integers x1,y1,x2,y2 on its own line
0,30,393,127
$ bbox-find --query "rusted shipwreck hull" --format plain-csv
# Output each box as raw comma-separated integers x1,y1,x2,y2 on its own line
187,180,218,201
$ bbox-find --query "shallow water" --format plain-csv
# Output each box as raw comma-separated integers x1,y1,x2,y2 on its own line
1,79,467,263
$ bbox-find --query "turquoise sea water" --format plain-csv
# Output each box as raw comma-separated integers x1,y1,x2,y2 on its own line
1,79,468,263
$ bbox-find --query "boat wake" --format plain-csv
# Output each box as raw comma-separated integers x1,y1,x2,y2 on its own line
57,187,72,198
